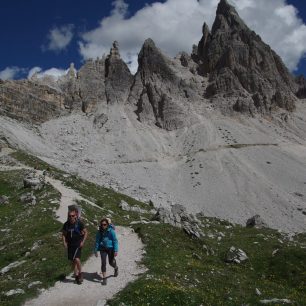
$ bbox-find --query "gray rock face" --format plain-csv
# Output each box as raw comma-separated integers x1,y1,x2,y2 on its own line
196,0,298,115
77,58,106,113
129,39,199,130
65,41,133,112
296,75,306,98
105,41,134,104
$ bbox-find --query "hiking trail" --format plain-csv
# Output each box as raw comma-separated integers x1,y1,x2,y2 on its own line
0,150,146,306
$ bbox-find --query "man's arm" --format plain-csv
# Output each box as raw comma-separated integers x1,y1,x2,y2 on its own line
80,228,88,248
62,232,67,248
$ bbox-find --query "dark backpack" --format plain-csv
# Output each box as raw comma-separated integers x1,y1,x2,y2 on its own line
64,219,82,237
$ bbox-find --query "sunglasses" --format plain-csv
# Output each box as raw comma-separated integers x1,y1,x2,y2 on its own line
101,223,108,226
68,214,76,218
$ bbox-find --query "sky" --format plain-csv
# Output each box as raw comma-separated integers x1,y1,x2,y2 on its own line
0,0,306,80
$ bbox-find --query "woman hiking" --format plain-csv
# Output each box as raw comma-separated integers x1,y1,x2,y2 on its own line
94,218,119,285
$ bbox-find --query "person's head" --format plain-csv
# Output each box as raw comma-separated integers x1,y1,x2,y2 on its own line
68,208,78,224
100,218,109,230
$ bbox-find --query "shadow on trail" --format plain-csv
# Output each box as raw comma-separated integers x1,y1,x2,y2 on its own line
82,272,107,283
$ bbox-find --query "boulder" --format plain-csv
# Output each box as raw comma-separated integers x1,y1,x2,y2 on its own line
246,215,267,229
0,195,9,205
153,204,204,238
225,246,248,264
20,192,36,205
23,171,45,190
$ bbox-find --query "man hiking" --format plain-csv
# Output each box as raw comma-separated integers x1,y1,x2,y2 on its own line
94,218,118,285
62,206,88,284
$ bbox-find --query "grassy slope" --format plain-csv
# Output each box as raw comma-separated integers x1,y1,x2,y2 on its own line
1,150,306,305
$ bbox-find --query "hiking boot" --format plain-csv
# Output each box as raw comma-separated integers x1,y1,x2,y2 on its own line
114,267,119,277
102,278,107,286
78,273,83,284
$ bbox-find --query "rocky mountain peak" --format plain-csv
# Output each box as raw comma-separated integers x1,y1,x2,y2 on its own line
212,0,247,34
196,0,298,115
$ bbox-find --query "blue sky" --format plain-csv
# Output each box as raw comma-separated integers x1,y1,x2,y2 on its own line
0,0,306,80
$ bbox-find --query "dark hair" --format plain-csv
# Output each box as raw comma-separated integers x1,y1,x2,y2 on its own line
100,218,109,225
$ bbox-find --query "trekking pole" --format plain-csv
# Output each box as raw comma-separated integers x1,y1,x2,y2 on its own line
72,247,79,261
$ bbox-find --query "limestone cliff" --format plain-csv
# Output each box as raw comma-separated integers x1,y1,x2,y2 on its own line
0,80,65,123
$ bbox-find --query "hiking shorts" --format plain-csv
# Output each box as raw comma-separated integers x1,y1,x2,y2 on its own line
67,245,82,261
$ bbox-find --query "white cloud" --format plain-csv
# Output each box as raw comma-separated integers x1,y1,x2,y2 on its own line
78,0,306,73
43,24,74,52
0,66,25,80
27,67,42,79
28,67,68,80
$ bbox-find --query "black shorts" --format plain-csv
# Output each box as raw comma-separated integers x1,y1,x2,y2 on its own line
67,245,82,261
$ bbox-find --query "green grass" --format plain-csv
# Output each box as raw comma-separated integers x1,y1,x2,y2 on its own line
5,149,306,305
108,221,306,305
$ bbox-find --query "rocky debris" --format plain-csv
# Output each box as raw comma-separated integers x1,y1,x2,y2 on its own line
259,298,293,304
28,281,42,289
93,113,108,128
0,195,9,204
20,192,37,205
23,171,45,190
256,288,262,296
246,215,267,229
31,240,43,252
0,154,19,166
0,260,27,275
196,0,297,115
202,244,215,256
130,220,160,225
118,200,152,214
5,289,25,296
225,246,248,264
152,204,204,238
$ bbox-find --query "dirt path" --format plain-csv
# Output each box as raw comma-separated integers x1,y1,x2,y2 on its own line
24,226,145,306
0,152,146,306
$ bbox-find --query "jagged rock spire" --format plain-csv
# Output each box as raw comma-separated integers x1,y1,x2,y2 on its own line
196,0,297,114
109,41,121,59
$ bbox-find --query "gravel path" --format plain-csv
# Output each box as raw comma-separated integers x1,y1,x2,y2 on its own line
24,226,145,306
23,173,146,306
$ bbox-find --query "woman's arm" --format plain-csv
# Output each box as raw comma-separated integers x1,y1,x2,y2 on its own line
111,229,119,253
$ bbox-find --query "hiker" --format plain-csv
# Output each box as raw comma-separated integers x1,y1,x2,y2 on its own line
94,218,119,285
62,207,88,284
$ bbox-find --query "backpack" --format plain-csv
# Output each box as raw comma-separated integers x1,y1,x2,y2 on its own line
64,205,83,236
63,219,82,237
